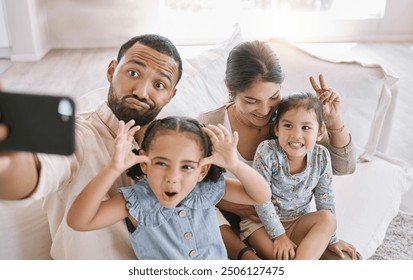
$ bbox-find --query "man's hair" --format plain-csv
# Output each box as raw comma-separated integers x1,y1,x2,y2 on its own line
116,34,183,85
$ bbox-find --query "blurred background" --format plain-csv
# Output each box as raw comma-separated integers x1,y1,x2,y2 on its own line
0,0,412,61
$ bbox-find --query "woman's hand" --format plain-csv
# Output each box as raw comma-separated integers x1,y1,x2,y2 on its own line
272,233,297,260
110,120,150,173
309,74,343,128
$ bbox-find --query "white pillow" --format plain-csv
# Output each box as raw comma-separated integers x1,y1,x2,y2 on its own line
158,25,243,118
331,156,413,259
265,38,398,160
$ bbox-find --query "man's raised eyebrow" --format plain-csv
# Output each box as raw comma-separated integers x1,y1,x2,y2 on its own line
127,59,146,68
158,70,172,84
126,59,172,84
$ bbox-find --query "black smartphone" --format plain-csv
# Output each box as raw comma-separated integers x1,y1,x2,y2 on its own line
0,91,75,155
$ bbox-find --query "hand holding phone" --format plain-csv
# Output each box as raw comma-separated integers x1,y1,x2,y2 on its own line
0,123,7,141
0,91,75,155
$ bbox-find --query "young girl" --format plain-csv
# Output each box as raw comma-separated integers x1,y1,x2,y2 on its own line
67,116,271,260
240,92,356,260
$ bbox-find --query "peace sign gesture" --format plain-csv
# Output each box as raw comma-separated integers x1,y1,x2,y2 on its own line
309,74,341,126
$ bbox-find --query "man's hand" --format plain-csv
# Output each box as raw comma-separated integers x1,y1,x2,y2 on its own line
0,122,10,173
216,199,260,222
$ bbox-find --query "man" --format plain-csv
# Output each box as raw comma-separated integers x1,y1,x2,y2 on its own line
0,34,182,259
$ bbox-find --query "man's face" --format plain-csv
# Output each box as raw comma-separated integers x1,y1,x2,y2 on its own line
107,43,179,126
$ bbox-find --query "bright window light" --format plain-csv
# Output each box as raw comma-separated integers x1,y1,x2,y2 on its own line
162,0,386,19
159,0,387,44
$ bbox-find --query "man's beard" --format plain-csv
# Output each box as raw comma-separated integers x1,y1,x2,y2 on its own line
107,86,161,126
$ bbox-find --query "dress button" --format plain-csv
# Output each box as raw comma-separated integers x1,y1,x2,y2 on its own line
178,210,187,217
189,250,197,257
184,232,193,240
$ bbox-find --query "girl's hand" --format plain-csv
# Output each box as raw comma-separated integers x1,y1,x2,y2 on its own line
110,120,150,173
272,234,297,260
200,124,239,170
309,74,342,127
327,239,359,260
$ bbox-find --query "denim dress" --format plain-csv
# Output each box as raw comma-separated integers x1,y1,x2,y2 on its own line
119,175,227,260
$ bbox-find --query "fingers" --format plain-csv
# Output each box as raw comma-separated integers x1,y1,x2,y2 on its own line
319,88,333,103
203,124,227,142
310,74,330,95
203,124,237,144
343,244,358,260
0,125,8,141
198,156,213,167
274,248,295,260
232,131,239,145
335,248,345,259
289,247,296,260
117,120,140,141
0,110,8,141
318,74,327,89
309,76,321,92
134,154,151,165
329,244,345,259
0,123,8,141
309,74,327,92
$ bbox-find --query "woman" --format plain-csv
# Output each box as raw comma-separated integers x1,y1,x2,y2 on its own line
198,40,358,260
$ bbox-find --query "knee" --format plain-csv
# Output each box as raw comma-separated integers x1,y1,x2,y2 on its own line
318,210,337,234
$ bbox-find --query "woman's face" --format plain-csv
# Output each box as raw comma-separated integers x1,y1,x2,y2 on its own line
232,80,281,128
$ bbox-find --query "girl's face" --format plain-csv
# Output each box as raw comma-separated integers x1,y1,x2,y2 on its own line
232,80,281,128
275,107,324,161
140,131,210,208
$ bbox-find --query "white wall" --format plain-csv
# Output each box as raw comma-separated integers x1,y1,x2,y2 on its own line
0,0,11,57
43,0,413,46
1,0,51,61
1,0,413,60
45,0,162,48
0,1,9,47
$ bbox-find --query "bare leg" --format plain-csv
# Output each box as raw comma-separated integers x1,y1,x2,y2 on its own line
220,224,261,260
289,210,336,260
247,227,275,259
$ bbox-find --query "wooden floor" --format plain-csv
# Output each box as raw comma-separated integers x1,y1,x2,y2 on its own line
0,48,116,100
